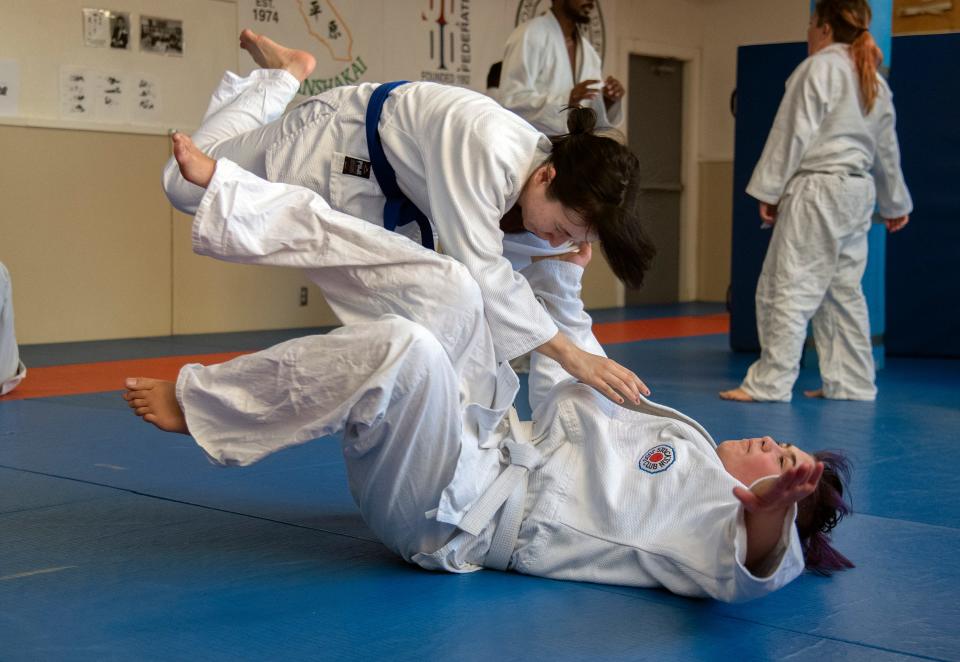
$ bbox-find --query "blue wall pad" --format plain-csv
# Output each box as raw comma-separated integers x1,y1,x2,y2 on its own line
885,33,960,357
729,42,807,352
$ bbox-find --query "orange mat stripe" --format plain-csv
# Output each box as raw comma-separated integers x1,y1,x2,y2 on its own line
2,313,729,402
2,352,248,402
593,313,729,344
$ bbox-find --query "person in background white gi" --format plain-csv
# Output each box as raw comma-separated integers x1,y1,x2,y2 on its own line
720,0,912,403
127,138,854,602
498,0,625,137
162,30,654,408
0,262,26,396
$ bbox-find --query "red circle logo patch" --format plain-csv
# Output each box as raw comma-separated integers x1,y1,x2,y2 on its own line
639,445,675,474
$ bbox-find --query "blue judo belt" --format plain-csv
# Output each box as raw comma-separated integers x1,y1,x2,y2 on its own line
364,81,435,250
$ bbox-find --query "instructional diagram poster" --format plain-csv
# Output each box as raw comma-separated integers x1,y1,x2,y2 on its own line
59,66,161,123
0,59,20,117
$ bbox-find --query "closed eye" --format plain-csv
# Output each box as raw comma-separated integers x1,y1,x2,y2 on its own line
779,442,797,467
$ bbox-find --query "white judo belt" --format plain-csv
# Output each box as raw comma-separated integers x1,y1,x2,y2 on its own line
457,407,541,571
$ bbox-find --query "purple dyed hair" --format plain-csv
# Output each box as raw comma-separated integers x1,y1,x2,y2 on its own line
796,450,855,575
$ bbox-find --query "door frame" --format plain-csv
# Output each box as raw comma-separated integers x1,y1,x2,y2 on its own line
619,39,701,302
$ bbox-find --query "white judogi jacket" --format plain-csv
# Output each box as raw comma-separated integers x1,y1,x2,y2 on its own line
499,12,623,136
0,262,25,396
747,43,912,219
163,72,570,363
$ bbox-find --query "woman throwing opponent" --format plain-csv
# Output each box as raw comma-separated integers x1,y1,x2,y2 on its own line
162,30,655,406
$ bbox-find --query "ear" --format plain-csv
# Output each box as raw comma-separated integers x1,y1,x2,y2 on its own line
538,164,557,185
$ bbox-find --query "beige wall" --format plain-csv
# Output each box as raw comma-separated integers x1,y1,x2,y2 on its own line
697,160,734,302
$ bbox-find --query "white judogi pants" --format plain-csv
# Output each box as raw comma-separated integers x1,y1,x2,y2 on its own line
178,160,503,564
0,262,26,396
741,173,877,401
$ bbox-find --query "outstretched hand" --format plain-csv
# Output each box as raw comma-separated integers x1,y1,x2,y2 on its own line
733,462,824,514
561,344,650,404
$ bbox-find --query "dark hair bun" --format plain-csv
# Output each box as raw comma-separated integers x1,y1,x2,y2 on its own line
566,106,598,135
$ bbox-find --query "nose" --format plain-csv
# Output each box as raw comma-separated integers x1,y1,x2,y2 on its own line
760,436,779,453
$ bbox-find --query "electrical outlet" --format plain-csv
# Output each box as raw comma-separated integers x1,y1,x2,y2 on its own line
299,287,308,306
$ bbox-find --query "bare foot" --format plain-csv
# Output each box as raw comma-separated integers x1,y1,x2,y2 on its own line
239,28,316,82
719,387,755,402
172,132,215,188
123,377,189,434
803,389,825,399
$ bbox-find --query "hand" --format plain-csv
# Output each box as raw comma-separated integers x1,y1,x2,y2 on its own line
531,242,593,268
560,343,650,404
758,201,778,225
885,215,909,233
733,461,824,514
602,76,624,109
569,79,601,106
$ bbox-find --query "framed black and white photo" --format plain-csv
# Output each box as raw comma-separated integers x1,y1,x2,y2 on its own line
139,16,183,56
109,12,130,49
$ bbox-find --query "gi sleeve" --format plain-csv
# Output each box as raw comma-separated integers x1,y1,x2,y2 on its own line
871,80,913,219
498,22,570,136
746,56,835,205
520,259,606,413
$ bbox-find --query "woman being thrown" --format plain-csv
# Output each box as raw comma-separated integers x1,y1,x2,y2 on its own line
130,137,853,602
162,29,655,408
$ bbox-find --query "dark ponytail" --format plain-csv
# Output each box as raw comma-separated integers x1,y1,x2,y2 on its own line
546,107,655,289
814,0,883,113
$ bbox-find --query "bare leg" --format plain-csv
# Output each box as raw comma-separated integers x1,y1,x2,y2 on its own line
719,387,756,402
123,377,188,434
239,29,316,82
172,133,215,188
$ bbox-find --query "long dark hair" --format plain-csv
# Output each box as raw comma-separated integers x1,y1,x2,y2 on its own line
814,0,883,113
797,450,855,575
545,107,655,289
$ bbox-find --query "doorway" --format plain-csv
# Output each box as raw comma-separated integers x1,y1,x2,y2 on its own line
625,54,685,305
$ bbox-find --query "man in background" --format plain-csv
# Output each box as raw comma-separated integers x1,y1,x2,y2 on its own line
498,0,625,135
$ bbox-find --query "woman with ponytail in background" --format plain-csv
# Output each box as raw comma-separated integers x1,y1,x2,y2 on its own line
164,30,655,407
721,0,912,403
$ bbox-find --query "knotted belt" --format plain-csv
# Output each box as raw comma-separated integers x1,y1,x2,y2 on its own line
457,407,541,571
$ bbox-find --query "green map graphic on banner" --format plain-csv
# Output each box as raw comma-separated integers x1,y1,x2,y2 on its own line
240,0,369,95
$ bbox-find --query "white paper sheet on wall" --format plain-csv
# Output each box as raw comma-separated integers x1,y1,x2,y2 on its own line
60,67,93,118
133,74,161,122
95,71,127,121
0,60,20,117
83,8,112,48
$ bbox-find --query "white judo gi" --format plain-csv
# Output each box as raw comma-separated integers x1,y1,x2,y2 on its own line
742,43,912,401
498,12,623,137
177,160,804,602
0,262,26,396
162,72,574,364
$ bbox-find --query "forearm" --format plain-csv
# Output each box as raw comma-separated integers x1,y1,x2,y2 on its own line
743,507,791,573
